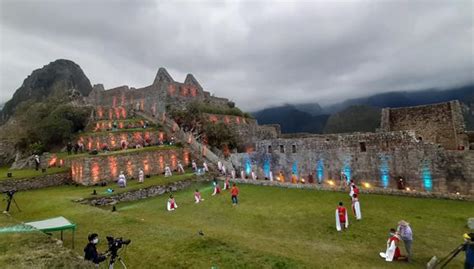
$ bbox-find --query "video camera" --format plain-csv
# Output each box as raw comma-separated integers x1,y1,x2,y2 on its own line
106,236,131,268
106,236,131,255
3,189,16,198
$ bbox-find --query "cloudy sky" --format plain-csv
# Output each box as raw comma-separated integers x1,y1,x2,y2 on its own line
0,0,472,111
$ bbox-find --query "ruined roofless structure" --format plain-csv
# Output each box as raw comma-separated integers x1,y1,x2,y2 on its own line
56,67,473,195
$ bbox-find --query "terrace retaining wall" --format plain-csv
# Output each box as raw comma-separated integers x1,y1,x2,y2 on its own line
0,172,72,192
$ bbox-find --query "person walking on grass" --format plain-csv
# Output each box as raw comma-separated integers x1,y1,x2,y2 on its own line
231,183,239,206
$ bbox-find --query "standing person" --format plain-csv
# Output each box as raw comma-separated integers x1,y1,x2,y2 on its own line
223,176,230,190
192,160,197,171
251,170,257,180
230,183,239,206
217,161,223,173
222,165,227,176
167,194,178,211
231,169,236,180
177,161,185,174
203,161,209,172
240,169,245,180
463,233,474,269
164,164,172,177
352,194,362,220
349,180,356,197
66,142,73,155
117,171,127,187
308,173,314,184
34,154,40,171
397,220,413,262
335,202,348,231
194,189,204,203
138,168,144,183
397,177,406,190
269,171,274,181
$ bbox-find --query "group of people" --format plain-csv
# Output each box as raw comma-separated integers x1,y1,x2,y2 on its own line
115,161,188,187
379,220,414,262
167,179,240,211
335,180,362,231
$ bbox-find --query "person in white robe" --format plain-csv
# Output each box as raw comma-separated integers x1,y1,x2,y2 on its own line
192,160,197,171
117,171,127,188
203,161,209,172
164,164,172,177
231,169,236,180
221,165,227,176
177,161,185,174
240,169,245,179
194,189,204,203
167,195,178,211
269,171,274,181
352,194,362,220
251,170,257,180
138,168,144,183
217,161,222,173
335,202,349,231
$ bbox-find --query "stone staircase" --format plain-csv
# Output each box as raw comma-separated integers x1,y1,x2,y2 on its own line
136,111,233,172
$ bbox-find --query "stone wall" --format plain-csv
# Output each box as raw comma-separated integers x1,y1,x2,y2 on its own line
222,178,474,201
76,129,168,151
79,176,199,206
0,172,71,192
380,101,469,150
229,131,474,195
70,147,193,185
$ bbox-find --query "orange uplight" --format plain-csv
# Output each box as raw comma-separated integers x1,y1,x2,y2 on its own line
108,156,118,178
236,117,241,124
109,108,113,120
121,107,127,119
59,159,64,167
127,160,133,177
143,159,149,174
109,134,116,148
97,106,104,119
91,162,100,182
48,156,57,167
209,115,218,123
159,132,164,142
168,84,176,96
328,180,335,186
187,134,192,144
224,116,230,124
183,150,190,165
119,122,124,129
406,187,411,191
363,182,371,188
171,154,176,168
114,107,120,119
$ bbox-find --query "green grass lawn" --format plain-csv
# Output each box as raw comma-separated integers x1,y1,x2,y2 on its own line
0,179,472,268
0,167,69,181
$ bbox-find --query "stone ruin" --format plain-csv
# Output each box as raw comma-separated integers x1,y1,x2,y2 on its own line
42,67,473,196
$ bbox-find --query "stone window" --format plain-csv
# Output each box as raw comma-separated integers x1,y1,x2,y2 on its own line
292,145,297,153
268,145,272,153
359,142,366,152
279,145,285,153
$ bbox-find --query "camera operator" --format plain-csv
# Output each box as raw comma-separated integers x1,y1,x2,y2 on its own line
463,233,474,269
84,233,106,266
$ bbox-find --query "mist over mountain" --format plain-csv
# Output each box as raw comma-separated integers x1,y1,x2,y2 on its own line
253,84,474,134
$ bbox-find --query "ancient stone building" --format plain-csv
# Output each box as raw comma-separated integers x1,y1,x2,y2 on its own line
380,101,469,150
229,101,474,195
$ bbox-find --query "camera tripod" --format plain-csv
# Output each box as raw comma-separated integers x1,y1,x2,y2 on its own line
427,242,468,268
107,249,128,269
3,192,21,213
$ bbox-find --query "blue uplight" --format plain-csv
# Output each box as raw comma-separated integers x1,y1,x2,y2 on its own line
292,161,298,176
422,159,432,191
263,156,271,178
316,159,324,183
379,154,390,188
343,157,351,182
244,154,252,175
